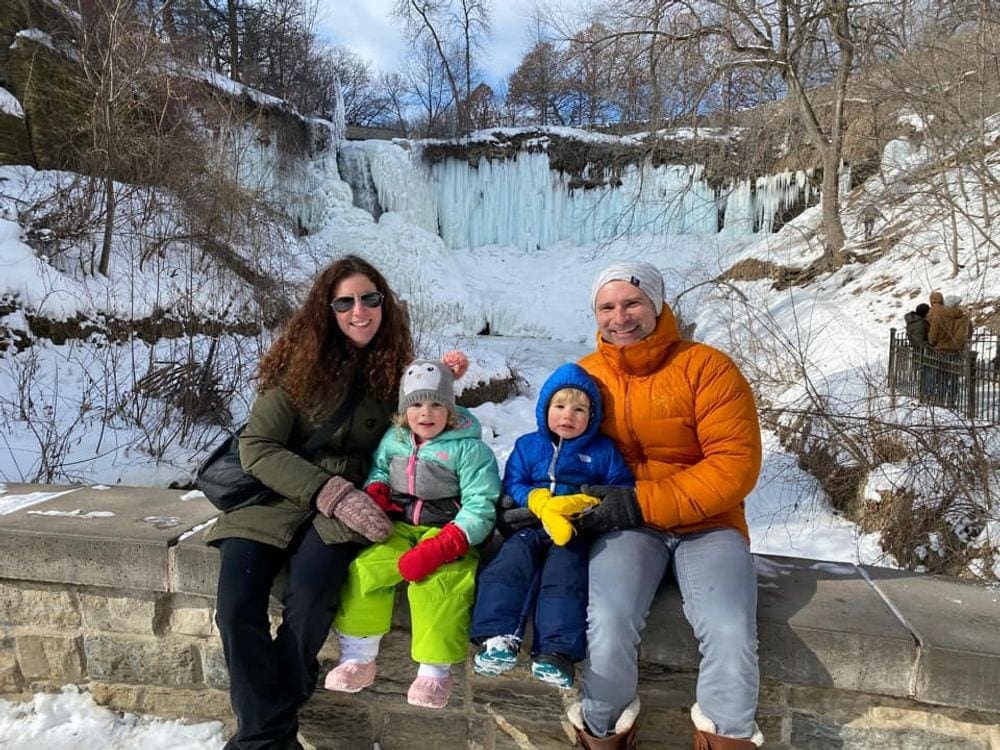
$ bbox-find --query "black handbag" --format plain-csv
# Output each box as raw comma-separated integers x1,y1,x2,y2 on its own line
196,382,361,512
195,426,278,512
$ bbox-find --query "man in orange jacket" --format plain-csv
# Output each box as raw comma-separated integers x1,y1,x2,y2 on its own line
566,261,764,750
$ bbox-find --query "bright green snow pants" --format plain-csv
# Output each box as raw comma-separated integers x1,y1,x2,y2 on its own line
334,521,479,664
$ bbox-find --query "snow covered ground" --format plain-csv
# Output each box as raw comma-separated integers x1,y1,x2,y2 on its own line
0,687,226,750
1,111,999,745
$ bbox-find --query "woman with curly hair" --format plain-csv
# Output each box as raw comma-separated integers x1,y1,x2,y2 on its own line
206,255,414,750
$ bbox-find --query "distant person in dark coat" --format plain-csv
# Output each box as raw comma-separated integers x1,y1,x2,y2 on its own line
904,303,931,399
904,303,930,348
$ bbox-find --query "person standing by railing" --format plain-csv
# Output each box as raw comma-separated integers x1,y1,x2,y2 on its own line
929,294,973,406
905,303,932,400
905,303,931,348
928,290,945,324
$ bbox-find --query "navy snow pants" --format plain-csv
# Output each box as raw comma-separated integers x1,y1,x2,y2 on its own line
470,527,589,661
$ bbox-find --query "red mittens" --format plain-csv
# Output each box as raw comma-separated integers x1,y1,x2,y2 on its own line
365,482,403,513
397,522,469,582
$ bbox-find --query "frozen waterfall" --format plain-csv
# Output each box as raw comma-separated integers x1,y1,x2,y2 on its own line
336,136,821,251
337,140,438,235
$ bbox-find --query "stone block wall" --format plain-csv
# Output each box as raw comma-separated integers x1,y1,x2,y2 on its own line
2,577,999,748
0,580,231,720
0,483,998,748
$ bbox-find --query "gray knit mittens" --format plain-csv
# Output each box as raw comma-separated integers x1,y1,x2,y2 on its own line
315,476,393,542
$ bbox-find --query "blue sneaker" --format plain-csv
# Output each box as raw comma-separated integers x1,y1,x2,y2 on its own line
474,635,520,676
531,652,574,688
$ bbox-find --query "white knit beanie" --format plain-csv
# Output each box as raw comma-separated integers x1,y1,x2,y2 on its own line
590,261,665,316
398,359,456,412
944,294,962,307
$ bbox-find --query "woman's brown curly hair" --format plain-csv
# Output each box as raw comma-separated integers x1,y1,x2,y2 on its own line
256,255,414,411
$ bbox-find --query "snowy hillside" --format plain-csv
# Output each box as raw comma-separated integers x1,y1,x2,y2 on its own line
1,106,999,580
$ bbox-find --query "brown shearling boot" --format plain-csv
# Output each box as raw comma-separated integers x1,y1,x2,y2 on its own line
690,703,763,750
574,723,637,749
568,696,640,749
692,729,758,749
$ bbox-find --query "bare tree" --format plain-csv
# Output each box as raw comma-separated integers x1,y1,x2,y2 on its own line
393,0,491,133
564,23,616,125
466,82,499,128
403,37,455,136
507,41,571,125
551,0,887,263
378,71,412,133
863,6,1000,278
325,46,400,126
196,0,242,78
76,0,169,276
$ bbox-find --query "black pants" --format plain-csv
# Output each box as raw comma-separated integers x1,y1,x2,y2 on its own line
216,524,360,750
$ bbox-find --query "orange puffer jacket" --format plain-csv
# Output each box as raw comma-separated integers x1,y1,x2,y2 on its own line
579,308,762,540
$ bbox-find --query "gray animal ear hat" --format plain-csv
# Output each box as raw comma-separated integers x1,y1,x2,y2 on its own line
590,260,665,316
399,360,456,412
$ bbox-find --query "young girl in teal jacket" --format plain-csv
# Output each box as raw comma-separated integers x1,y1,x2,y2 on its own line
323,351,501,709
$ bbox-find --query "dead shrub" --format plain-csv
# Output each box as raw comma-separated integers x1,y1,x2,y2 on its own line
134,359,232,428
860,488,989,578
458,367,527,408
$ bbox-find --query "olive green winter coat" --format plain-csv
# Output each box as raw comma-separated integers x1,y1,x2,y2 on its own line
204,385,395,548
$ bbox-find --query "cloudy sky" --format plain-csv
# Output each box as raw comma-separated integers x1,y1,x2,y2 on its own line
315,0,539,86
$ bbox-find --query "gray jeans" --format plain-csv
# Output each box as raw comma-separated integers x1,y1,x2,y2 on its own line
581,526,759,738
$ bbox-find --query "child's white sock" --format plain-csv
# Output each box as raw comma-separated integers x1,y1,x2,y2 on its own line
417,662,451,679
337,633,381,664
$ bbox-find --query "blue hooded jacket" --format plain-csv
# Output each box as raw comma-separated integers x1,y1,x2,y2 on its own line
503,362,633,507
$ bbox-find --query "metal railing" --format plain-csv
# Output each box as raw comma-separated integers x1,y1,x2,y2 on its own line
888,328,1000,421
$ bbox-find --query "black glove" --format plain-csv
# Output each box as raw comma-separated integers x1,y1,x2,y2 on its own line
575,485,644,536
495,494,540,538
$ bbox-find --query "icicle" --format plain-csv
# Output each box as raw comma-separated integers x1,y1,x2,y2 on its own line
338,144,383,220
330,75,346,147
340,141,438,234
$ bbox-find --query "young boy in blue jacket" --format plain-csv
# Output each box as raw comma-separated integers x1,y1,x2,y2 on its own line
469,362,632,688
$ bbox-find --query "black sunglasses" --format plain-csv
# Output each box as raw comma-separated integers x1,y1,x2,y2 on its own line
331,291,384,313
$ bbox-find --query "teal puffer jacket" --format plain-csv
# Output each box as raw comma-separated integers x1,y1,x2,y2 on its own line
366,406,501,546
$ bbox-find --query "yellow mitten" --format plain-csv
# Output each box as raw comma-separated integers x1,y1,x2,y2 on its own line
527,489,600,546
545,493,600,516
527,488,553,517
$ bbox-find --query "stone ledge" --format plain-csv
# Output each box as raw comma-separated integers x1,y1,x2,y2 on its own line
1,482,999,717
0,483,217,591
639,555,998,719
864,568,1000,711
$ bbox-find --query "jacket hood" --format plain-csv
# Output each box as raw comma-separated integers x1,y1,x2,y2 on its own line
535,362,602,443
594,306,681,377
904,311,924,323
